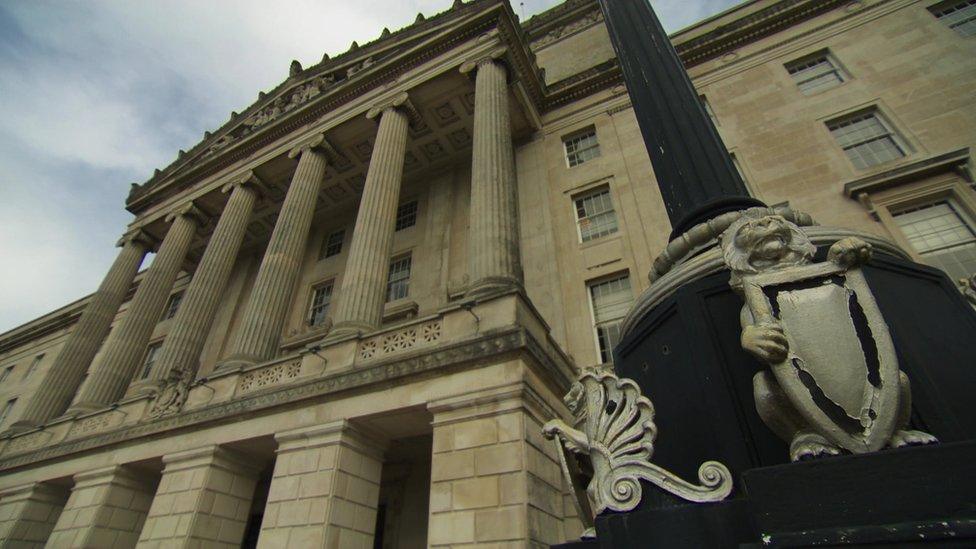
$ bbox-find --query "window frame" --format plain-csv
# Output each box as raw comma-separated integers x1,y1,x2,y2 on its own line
929,0,976,37
24,354,44,380
889,197,976,280
586,272,634,365
395,200,418,232
826,108,909,170
386,253,413,303
572,185,620,244
141,341,163,379
785,50,849,95
0,398,17,427
163,292,183,321
320,229,345,259
563,127,601,168
307,279,335,328
0,365,14,384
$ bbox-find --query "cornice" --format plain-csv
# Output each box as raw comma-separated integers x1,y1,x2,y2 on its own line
844,147,973,198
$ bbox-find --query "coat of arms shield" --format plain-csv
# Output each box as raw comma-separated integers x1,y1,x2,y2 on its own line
740,262,900,453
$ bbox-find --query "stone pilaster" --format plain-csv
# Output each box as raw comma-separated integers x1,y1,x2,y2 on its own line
219,137,328,369
68,205,203,414
329,94,410,339
0,483,68,548
258,421,386,548
138,446,260,548
141,174,261,392
7,232,151,432
426,384,567,547
462,51,523,297
46,465,156,549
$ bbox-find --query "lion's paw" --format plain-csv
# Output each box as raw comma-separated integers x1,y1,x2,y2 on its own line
790,431,843,462
888,429,938,448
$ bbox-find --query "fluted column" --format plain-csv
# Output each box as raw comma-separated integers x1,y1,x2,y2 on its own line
329,94,410,339
462,51,523,297
5,232,151,432
136,174,262,393
219,136,328,369
68,205,203,414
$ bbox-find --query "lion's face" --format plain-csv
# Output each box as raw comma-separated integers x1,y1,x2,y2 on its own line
722,213,816,277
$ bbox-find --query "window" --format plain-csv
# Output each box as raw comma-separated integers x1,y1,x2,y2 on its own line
141,342,163,379
395,201,418,231
0,399,16,427
931,0,976,37
564,128,601,167
574,187,619,242
308,281,334,327
0,366,13,384
827,111,906,169
588,274,633,364
700,95,719,126
24,354,43,380
164,292,183,320
321,229,345,259
386,254,412,302
892,199,976,281
786,52,847,95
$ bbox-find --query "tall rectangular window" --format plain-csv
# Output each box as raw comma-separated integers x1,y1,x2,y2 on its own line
786,52,847,95
386,254,412,302
931,0,976,37
321,229,345,259
141,342,162,379
588,274,633,364
892,199,976,281
564,128,601,167
574,187,619,242
308,281,334,327
0,366,13,383
0,399,16,427
24,354,44,380
395,201,418,231
164,292,183,320
827,111,906,169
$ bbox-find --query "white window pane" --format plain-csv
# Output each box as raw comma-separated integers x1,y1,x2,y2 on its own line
565,130,601,167
387,255,412,302
395,201,418,231
932,0,976,37
308,282,334,327
575,188,619,242
589,275,633,364
828,112,905,168
894,200,976,281
787,55,846,95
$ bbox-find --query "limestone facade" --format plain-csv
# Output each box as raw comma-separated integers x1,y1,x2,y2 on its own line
0,0,973,547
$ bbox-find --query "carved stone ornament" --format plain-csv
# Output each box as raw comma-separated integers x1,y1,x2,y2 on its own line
720,211,937,461
542,371,733,536
959,273,976,308
148,366,192,420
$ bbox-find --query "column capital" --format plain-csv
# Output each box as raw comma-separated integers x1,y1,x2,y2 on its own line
287,132,330,159
221,169,268,198
165,201,208,226
459,46,509,76
365,90,414,120
116,228,156,250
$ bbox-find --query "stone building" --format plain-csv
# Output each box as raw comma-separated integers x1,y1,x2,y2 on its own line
0,0,973,546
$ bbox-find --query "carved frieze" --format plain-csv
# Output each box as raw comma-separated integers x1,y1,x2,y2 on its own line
359,321,442,362
530,10,604,51
239,359,302,393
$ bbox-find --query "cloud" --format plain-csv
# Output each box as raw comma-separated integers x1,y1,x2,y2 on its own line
0,0,738,333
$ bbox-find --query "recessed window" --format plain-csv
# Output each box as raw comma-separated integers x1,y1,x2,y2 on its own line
786,52,847,95
24,354,44,380
574,187,619,242
395,201,418,231
564,128,601,168
930,0,976,37
892,199,976,281
0,365,13,384
386,254,412,302
0,398,16,427
164,292,183,320
588,274,633,364
141,342,163,379
700,95,719,126
827,111,906,169
308,281,334,327
321,229,345,259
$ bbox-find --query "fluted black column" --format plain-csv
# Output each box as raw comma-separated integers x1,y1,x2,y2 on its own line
598,0,763,238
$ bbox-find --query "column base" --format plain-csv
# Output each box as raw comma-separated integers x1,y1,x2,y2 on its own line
3,420,42,436
129,379,162,397
63,401,110,418
464,276,523,301
213,353,260,373
322,320,375,343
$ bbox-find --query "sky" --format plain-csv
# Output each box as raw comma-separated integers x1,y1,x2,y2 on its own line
0,0,740,334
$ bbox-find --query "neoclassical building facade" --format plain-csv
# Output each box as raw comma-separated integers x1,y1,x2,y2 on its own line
0,0,973,547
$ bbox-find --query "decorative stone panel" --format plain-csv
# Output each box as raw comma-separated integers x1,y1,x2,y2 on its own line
3,430,52,455
359,321,442,362
239,359,302,393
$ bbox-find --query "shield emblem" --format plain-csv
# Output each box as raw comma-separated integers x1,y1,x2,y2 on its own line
741,262,900,453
